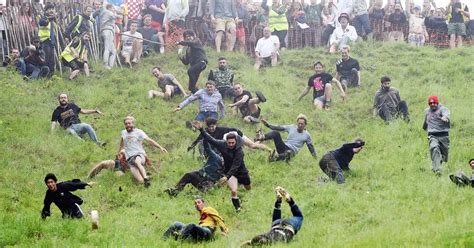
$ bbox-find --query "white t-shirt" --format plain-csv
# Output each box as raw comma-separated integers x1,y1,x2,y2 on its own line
121,31,143,52
121,128,149,159
255,35,280,58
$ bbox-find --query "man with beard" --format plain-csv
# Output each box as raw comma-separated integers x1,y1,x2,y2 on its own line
192,121,251,212
51,93,105,146
373,76,409,123
118,116,168,187
423,96,451,175
20,36,50,80
208,57,235,99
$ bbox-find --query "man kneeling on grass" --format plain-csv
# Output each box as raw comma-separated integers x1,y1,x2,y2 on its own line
41,173,95,219
243,187,303,246
319,138,365,184
162,197,228,241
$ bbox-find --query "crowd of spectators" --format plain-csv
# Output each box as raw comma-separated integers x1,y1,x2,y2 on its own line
0,0,472,79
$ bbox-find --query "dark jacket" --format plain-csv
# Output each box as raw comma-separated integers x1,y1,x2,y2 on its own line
199,128,248,179
41,179,88,219
330,142,364,170
178,39,208,66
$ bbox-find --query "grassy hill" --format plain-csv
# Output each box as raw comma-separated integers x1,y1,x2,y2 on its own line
0,42,473,247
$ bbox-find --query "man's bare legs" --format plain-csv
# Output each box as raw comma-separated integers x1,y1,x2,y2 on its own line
242,136,272,152
130,156,149,186
226,26,236,51
215,31,224,53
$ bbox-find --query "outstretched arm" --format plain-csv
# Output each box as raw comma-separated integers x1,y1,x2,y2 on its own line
261,119,286,131
80,109,103,115
297,86,311,101
145,137,168,153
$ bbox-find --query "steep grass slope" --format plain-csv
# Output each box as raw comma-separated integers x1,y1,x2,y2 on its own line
0,42,473,247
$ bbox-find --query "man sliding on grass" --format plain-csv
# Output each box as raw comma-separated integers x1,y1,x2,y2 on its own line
164,142,223,196
243,187,303,245
255,114,317,162
162,197,228,241
41,173,95,219
118,116,168,187
193,121,251,213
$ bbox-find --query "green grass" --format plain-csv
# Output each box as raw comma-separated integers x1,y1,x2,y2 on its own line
1,42,473,247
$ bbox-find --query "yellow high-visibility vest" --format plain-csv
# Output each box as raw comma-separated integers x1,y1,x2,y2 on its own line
60,39,85,62
268,8,288,31
447,3,468,23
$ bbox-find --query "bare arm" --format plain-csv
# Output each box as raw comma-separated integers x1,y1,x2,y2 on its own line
50,121,57,133
80,109,103,115
172,78,188,97
357,71,361,86
229,95,249,107
332,78,346,100
145,137,168,153
118,138,124,155
297,86,311,101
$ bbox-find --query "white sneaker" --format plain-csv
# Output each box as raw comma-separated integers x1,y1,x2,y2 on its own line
160,47,165,54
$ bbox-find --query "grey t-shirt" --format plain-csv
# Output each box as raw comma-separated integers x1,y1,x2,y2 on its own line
157,74,177,91
424,105,450,133
100,8,116,32
283,125,314,153
121,128,149,159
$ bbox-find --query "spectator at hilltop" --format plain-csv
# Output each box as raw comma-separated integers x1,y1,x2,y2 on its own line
446,0,470,48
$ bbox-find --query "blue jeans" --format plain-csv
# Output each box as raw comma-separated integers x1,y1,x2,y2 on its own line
15,59,27,75
271,202,304,233
352,14,372,37
26,63,50,79
162,221,213,241
67,123,99,143
195,111,218,122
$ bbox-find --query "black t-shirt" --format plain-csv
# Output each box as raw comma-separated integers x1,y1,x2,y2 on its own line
308,73,333,98
450,3,468,23
233,90,252,116
336,57,360,79
388,11,407,25
51,103,81,128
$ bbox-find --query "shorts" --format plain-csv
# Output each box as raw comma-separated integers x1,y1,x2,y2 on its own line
448,22,466,35
62,59,85,71
236,26,245,39
235,173,251,186
241,106,261,118
214,18,236,33
313,95,326,104
127,154,146,167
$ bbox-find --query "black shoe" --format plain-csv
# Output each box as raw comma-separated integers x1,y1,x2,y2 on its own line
164,187,179,197
144,178,151,188
255,91,266,103
185,121,193,129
